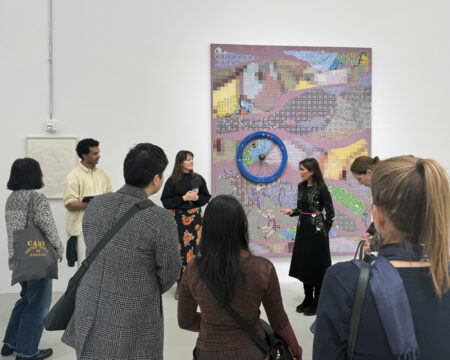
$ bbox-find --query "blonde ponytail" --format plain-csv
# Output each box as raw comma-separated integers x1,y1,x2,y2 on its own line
420,159,450,297
372,156,450,297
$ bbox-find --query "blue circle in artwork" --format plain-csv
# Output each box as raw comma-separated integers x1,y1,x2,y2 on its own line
236,131,288,183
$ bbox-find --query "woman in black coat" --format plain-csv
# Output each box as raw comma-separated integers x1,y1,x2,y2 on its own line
282,158,334,316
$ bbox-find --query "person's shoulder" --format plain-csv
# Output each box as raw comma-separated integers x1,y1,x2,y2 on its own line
143,203,176,225
163,176,174,185
83,192,114,214
246,254,275,273
317,183,330,191
249,254,272,265
96,167,110,177
71,164,83,174
193,173,206,181
149,203,173,216
34,191,48,202
90,191,113,204
5,191,14,203
324,261,359,286
5,191,23,208
65,164,82,179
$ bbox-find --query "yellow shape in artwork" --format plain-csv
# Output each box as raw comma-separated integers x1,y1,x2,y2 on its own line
217,96,239,117
359,52,369,65
295,80,315,90
323,139,368,179
213,79,239,117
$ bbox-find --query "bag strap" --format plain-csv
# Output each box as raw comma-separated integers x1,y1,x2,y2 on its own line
197,266,271,355
347,257,372,359
68,199,154,286
26,191,37,228
354,240,366,260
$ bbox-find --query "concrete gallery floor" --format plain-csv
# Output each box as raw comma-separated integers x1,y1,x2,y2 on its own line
0,282,316,360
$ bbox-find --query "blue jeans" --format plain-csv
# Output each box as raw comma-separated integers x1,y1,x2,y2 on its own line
3,279,52,358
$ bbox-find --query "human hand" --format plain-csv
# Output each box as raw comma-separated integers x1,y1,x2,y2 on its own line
183,191,198,201
281,208,293,216
290,345,302,360
362,232,372,252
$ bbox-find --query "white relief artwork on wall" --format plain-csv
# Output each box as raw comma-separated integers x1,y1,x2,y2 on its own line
26,137,78,199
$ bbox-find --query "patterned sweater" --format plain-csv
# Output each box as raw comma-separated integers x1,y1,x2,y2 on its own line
5,189,64,270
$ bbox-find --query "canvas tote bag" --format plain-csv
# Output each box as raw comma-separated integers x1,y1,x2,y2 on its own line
11,192,58,285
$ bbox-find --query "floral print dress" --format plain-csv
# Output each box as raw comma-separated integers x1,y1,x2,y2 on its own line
161,173,211,277
172,207,203,272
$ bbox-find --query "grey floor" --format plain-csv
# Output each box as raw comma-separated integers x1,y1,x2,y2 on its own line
0,282,315,360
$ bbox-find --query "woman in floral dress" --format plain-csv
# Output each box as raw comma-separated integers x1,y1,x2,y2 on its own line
161,150,211,298
282,158,334,316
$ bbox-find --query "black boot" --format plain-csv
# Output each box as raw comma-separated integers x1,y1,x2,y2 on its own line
296,284,314,313
1,343,14,356
304,284,321,316
303,300,317,316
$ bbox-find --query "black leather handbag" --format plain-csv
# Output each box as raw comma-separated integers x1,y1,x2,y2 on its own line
44,200,154,331
260,318,293,360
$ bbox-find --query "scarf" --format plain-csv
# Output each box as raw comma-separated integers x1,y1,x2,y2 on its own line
352,243,422,359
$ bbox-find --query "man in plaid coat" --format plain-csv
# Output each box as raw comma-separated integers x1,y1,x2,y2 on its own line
62,143,181,359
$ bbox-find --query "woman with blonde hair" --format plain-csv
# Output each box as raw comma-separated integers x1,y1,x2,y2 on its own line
314,156,450,359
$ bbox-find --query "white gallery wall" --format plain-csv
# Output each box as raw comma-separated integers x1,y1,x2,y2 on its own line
1,0,449,293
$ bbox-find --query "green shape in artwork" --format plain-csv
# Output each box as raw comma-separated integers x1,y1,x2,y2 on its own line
279,226,297,241
242,139,272,167
329,186,367,217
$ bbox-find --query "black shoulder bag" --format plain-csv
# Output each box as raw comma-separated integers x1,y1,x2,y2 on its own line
197,267,293,360
44,199,154,331
347,256,372,360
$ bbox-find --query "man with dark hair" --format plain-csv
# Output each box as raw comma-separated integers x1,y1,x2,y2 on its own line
123,142,168,187
63,138,112,267
62,142,181,360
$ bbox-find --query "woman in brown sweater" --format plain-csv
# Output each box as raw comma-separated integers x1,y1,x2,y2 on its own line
178,195,302,359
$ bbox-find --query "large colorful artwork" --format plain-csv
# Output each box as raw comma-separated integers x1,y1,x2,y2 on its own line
211,44,372,256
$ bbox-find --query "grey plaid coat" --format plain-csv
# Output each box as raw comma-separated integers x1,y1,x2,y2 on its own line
62,185,181,360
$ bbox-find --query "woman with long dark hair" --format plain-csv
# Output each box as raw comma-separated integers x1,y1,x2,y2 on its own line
282,158,334,316
161,150,211,299
178,195,302,359
314,156,450,359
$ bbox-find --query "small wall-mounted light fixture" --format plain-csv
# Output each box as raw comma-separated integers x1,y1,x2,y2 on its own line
45,119,58,133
